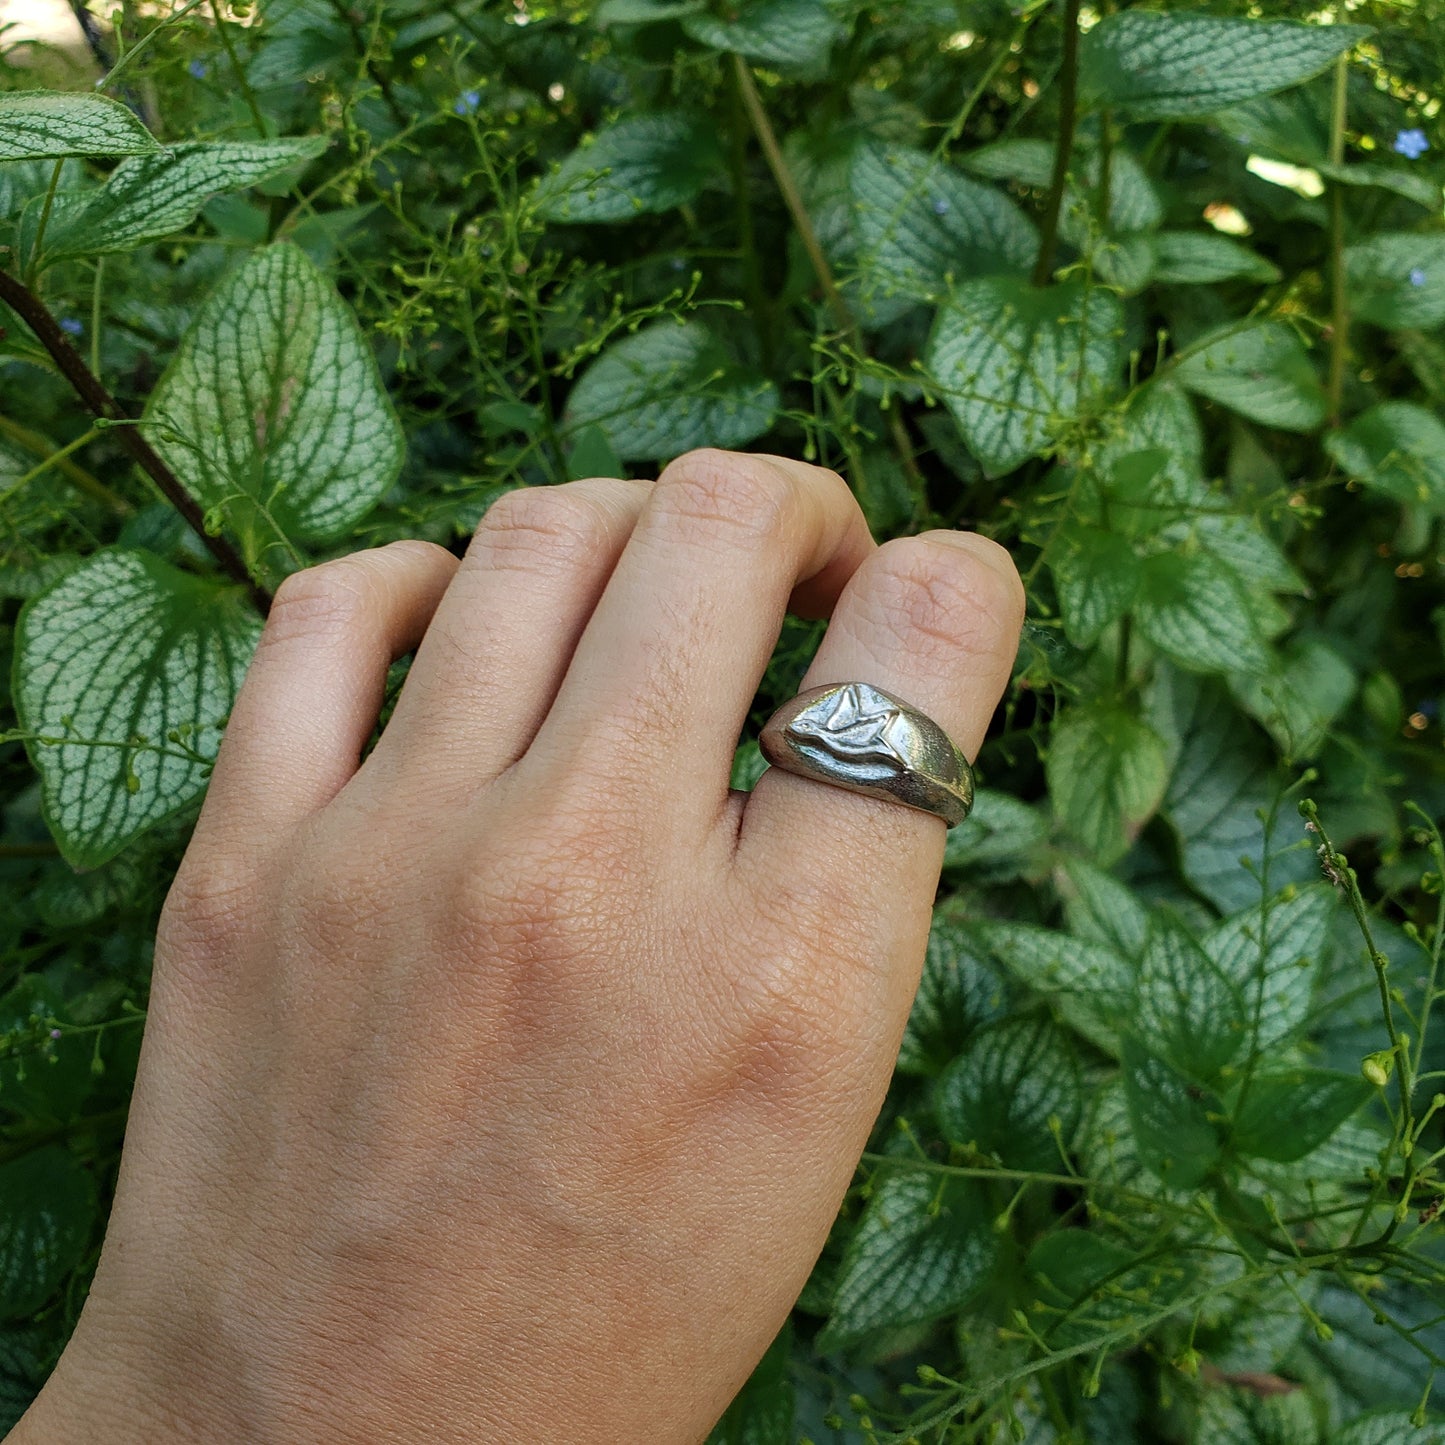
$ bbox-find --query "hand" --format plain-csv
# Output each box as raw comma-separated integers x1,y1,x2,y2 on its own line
15,451,1023,1444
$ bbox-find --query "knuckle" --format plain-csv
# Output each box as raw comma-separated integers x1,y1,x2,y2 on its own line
861,535,1019,656
284,842,398,952
159,852,260,956
448,848,619,996
727,961,854,1105
468,485,613,579
650,449,793,545
264,559,375,647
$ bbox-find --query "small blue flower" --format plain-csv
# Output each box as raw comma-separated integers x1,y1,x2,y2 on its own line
59,318,83,337
453,89,481,117
931,197,950,216
1395,128,1430,160
1411,267,1428,288
188,59,208,79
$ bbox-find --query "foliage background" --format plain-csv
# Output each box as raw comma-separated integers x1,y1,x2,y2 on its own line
3,0,1445,1439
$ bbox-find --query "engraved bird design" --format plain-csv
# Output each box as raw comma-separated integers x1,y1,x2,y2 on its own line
785,683,913,772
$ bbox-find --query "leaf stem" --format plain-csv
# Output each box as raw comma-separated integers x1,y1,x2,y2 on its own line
1326,51,1350,427
24,160,65,288
0,413,131,514
1031,0,1083,288
0,269,269,612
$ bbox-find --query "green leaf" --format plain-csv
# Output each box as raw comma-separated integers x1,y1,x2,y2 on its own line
1174,323,1327,432
34,138,326,265
1205,885,1337,1053
1029,1229,1195,1349
1079,14,1369,121
1194,1384,1322,1445
1096,383,1205,506
563,320,778,462
974,921,1134,1054
1324,401,1445,513
534,112,722,223
925,276,1123,477
1047,703,1169,865
1229,636,1355,760
898,917,1008,1078
1052,523,1141,647
941,788,1048,881
0,92,159,162
1336,1411,1445,1445
0,1147,97,1321
818,1169,996,1352
848,140,1037,307
1135,549,1275,677
0,978,96,1124
1135,915,1246,1083
706,1323,793,1445
565,423,624,483
1317,161,1443,211
964,139,1162,236
13,550,262,869
0,1325,50,1436
1122,1043,1222,1190
937,1016,1082,1171
960,138,1056,189
1058,858,1150,960
1231,1068,1371,1162
1151,231,1281,285
597,0,705,21
1150,670,1316,912
1178,512,1305,596
682,0,844,67
1345,233,1445,330
145,244,403,570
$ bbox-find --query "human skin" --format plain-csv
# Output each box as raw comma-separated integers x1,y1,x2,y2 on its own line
13,450,1024,1444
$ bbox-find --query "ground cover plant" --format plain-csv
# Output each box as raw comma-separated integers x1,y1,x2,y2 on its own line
2,0,1445,1439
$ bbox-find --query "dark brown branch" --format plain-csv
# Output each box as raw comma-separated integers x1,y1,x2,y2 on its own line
0,269,271,614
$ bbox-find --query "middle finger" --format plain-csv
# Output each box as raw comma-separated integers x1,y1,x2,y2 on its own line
520,449,874,835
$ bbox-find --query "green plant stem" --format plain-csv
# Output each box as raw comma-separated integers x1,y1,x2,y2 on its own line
726,62,773,372
24,160,64,288
1405,803,1445,1084
730,53,851,338
0,427,103,504
1031,0,1083,288
942,14,1038,150
731,54,923,498
1303,800,1416,1241
1327,52,1350,426
101,0,211,93
89,256,103,378
325,0,409,130
211,0,269,137
0,269,268,612
0,413,131,514
1095,109,1114,231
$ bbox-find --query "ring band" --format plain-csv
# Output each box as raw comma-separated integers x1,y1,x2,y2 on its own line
758,682,974,828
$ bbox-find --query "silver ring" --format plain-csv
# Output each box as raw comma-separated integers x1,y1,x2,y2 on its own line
758,682,974,828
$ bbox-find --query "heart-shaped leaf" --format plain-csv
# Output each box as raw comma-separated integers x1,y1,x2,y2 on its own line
13,549,261,868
